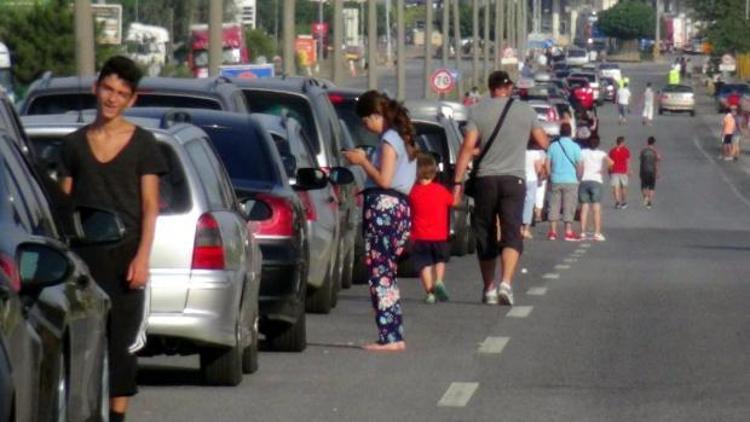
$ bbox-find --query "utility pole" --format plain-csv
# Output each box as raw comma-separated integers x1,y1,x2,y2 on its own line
397,0,406,100
368,0,378,90
654,0,661,59
424,0,434,99
208,0,222,77
453,0,461,91
472,0,479,89
332,0,344,84
507,0,515,51
442,0,450,68
317,0,324,73
552,0,560,42
483,0,490,85
74,0,95,77
283,0,296,76
519,0,527,62
385,0,393,65
495,0,503,69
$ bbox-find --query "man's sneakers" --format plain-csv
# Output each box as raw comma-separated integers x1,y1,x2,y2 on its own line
592,233,606,242
547,231,558,241
498,283,514,306
483,287,499,305
615,202,629,209
424,293,436,304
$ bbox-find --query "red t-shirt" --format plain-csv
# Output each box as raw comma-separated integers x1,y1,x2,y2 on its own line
609,145,631,174
409,181,453,241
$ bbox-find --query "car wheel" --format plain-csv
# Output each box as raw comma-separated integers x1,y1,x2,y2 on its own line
351,238,368,285
340,242,355,289
98,342,109,421
690,110,695,117
54,348,68,422
200,324,243,386
306,258,335,314
658,108,664,115
330,244,345,309
242,312,259,374
265,312,307,352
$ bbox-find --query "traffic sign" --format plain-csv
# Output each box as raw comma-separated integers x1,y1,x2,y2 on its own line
431,68,455,94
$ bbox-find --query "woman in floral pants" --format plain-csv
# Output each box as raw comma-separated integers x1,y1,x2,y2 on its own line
343,91,417,352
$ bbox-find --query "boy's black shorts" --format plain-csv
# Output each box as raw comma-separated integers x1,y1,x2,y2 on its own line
640,172,656,190
409,240,450,271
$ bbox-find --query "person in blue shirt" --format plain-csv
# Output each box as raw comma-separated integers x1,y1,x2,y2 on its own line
545,123,583,241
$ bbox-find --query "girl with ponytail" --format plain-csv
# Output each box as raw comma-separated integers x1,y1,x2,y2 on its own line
342,90,417,352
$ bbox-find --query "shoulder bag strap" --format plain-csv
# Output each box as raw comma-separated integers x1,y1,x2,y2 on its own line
470,98,514,177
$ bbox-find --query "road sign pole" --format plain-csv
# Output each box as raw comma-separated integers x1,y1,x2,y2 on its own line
424,0,434,99
397,0,406,100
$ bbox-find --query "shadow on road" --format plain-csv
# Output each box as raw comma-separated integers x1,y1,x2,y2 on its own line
137,364,204,387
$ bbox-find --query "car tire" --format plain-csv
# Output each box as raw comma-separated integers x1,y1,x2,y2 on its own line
97,340,109,421
690,110,695,117
306,269,334,314
54,347,68,422
340,241,355,289
200,325,243,386
242,311,259,374
265,312,307,352
658,108,664,115
351,238,368,285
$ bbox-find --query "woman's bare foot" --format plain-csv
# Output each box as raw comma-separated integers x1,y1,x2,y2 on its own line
362,341,406,352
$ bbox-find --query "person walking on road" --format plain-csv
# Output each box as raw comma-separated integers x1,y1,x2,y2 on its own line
721,105,739,161
617,82,632,124
343,91,416,352
579,135,614,241
522,140,547,239
609,136,631,209
642,83,655,126
545,123,583,241
452,70,549,306
409,152,455,304
639,136,662,209
59,56,167,422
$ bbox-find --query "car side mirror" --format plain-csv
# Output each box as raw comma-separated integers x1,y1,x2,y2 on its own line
18,242,72,294
72,206,126,245
328,167,354,185
239,198,273,221
295,168,328,190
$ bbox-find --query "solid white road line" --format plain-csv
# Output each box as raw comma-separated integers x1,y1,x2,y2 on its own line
527,287,548,296
506,306,533,318
554,264,571,270
438,382,479,407
543,273,560,279
692,135,750,209
478,336,510,354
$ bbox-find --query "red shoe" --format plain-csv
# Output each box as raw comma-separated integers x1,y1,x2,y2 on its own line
564,231,582,242
547,231,558,241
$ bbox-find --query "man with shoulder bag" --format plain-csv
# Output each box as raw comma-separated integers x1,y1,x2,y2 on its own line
453,71,549,306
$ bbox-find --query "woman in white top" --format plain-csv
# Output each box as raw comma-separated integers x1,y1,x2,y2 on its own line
523,141,547,239
578,136,614,241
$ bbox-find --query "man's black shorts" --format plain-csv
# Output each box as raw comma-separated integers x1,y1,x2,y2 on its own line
723,134,734,145
471,175,526,260
409,240,450,271
640,172,656,190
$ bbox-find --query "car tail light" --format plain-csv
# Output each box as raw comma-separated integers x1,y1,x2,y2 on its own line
191,214,225,270
328,94,345,105
255,193,295,237
297,191,317,221
546,108,558,121
0,253,20,292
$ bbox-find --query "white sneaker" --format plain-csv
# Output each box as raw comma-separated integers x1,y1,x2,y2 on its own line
593,233,606,242
498,282,514,306
483,287,498,305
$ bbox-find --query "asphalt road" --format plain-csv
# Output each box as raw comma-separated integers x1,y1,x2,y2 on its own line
128,62,750,421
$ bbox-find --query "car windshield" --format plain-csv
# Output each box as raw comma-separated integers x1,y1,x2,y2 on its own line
242,90,319,153
28,136,191,213
26,93,222,115
199,124,279,185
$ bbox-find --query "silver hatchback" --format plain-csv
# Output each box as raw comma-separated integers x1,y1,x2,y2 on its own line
21,113,263,386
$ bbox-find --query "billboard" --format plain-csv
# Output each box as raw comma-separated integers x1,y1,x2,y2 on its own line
92,4,123,45
219,64,275,79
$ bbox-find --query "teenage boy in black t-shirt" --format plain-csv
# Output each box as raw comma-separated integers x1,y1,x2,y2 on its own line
60,56,166,422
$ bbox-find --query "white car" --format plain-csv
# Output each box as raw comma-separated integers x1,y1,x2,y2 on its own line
565,48,590,66
598,63,622,81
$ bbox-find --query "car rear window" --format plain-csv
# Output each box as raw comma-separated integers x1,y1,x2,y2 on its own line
413,122,449,163
663,85,693,93
28,135,191,214
719,84,750,95
241,90,320,152
568,50,587,57
599,64,619,69
571,73,596,82
26,93,223,115
199,124,279,185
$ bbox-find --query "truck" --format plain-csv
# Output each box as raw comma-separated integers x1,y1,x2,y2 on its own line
0,42,14,102
188,23,249,78
125,23,170,77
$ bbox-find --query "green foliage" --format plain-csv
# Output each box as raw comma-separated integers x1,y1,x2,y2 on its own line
597,0,655,41
245,28,277,61
688,0,750,53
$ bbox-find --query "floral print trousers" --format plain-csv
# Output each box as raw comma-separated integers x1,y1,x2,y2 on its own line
364,192,411,344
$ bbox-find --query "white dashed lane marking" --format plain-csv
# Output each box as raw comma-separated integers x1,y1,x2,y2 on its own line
527,287,548,296
437,382,479,407
554,264,571,270
580,243,592,248
564,258,578,263
506,306,533,318
543,273,560,279
478,336,510,354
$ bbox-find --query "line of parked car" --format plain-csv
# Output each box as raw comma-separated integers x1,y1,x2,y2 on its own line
0,71,477,420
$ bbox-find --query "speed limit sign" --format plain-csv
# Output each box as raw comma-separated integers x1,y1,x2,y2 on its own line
430,68,456,94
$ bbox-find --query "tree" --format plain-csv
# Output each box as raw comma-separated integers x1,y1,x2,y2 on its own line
597,0,654,42
688,0,750,53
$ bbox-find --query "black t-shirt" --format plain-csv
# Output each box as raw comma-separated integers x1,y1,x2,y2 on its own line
60,125,167,240
640,147,658,175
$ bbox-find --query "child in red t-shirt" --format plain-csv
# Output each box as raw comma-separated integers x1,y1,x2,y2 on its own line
408,153,456,304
